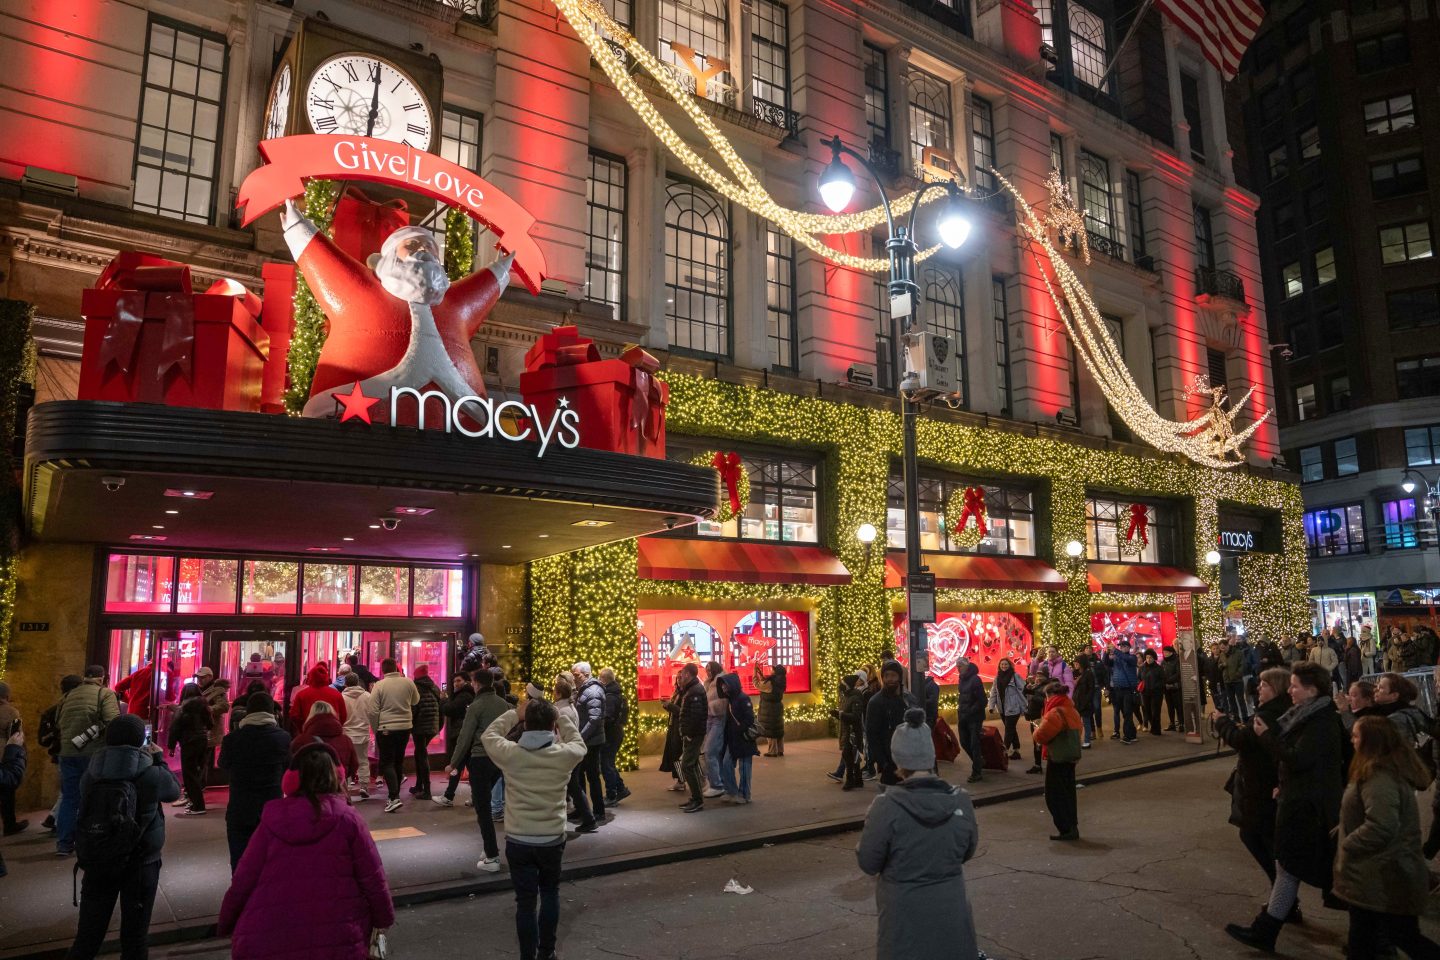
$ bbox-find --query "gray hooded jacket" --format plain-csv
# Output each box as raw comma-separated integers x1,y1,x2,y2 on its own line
856,775,979,960
82,745,181,864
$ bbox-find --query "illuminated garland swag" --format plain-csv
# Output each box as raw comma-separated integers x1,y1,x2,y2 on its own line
529,375,1309,769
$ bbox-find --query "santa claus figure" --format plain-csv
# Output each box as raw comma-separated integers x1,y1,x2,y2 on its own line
280,199,513,422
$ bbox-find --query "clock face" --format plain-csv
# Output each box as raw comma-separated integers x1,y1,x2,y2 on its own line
305,54,433,150
265,64,291,140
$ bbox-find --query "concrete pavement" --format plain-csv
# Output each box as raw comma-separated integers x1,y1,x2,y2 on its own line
0,725,1219,958
142,761,1440,960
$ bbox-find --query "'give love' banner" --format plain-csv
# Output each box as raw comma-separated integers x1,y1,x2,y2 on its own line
235,135,548,295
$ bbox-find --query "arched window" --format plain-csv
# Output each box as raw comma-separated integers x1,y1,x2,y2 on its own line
665,178,731,358
907,67,952,175
920,262,968,406
659,0,730,103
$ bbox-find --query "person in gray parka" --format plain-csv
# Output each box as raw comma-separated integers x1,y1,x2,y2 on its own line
856,706,980,960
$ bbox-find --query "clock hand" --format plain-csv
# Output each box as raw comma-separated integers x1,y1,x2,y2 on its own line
366,60,381,137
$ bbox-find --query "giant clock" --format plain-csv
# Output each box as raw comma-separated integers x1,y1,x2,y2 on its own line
262,19,443,148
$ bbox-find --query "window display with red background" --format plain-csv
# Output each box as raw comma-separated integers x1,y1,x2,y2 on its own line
637,608,811,701
891,611,1035,683
1090,610,1176,657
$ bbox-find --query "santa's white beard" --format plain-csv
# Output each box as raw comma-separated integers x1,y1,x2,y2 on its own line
375,252,451,305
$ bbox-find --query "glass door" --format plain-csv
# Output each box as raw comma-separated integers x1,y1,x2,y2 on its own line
301,630,390,687
153,630,202,770
215,630,292,724
394,631,455,754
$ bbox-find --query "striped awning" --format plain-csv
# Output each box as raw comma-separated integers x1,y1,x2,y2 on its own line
1086,562,1210,594
637,537,852,585
883,552,1067,591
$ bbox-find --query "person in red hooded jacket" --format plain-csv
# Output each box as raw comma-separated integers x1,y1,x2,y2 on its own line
114,661,156,725
1032,680,1085,842
288,664,347,735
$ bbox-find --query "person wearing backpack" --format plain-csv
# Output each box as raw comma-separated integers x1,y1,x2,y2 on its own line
56,666,120,857
1032,680,1084,842
219,693,292,873
68,712,180,960
0,725,26,879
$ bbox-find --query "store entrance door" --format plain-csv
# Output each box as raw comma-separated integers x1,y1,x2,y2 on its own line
214,629,292,727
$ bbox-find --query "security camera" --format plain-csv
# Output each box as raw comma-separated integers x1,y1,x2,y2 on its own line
663,516,678,531
380,517,400,531
101,476,125,492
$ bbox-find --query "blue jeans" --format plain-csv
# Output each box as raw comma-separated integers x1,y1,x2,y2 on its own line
704,717,725,787
1091,689,1103,734
1112,687,1137,741
1081,707,1095,743
56,755,90,852
600,734,625,798
719,753,752,800
492,775,505,818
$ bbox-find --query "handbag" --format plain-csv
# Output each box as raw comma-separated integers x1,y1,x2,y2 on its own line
1047,727,1082,763
369,930,389,960
731,704,763,742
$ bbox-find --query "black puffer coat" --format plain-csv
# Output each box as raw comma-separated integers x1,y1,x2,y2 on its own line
1259,696,1348,889
1215,691,1290,831
412,675,444,742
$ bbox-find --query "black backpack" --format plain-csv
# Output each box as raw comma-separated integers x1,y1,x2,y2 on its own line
74,777,143,877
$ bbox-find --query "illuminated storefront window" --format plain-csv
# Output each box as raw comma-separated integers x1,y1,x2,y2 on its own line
638,608,811,700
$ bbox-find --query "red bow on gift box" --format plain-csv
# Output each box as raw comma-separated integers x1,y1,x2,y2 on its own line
523,324,600,371
712,451,744,515
620,343,665,452
954,486,988,538
1125,502,1150,547
94,252,259,382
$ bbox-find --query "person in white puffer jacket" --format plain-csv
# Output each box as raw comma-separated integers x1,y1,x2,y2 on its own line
340,673,374,799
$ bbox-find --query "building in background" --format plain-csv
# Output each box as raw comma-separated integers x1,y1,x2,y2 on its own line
1230,0,1440,637
0,0,1304,809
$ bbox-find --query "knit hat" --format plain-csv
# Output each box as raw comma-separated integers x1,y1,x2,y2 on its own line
889,707,935,772
106,713,146,747
525,682,546,701
246,692,276,715
880,659,904,679
851,669,868,684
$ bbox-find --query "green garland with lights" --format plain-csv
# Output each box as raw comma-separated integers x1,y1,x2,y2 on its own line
530,373,1309,760
443,206,475,280
283,179,341,415
0,299,36,679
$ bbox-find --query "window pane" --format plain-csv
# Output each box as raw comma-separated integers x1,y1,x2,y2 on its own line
414,568,465,617
907,67,952,176
1084,497,1175,563
359,566,411,617
241,559,299,614
1068,2,1109,90
864,44,890,147
664,178,730,357
766,224,796,370
659,0,731,104
1080,151,1116,241
1299,445,1323,482
175,557,237,614
920,262,967,404
749,0,789,109
970,97,997,193
1406,427,1438,466
302,563,356,615
1314,246,1336,285
105,554,176,613
132,19,225,224
585,151,627,318
1383,498,1419,548
1335,437,1359,475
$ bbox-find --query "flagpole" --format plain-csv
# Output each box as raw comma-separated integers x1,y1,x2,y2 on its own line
1090,0,1157,98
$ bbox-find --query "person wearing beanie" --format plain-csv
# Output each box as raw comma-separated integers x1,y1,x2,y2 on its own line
443,668,512,871
55,664,120,856
828,672,868,789
219,692,292,872
1032,681,1085,841
864,661,918,788
67,712,180,959
461,633,492,674
857,707,979,960
166,682,215,815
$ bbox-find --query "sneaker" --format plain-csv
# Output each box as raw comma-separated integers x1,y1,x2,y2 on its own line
1121,738,1137,745
566,811,585,824
171,798,191,808
575,821,599,834
55,846,74,858
861,770,876,781
614,786,631,804
734,797,750,804
966,773,983,784
432,796,454,808
1082,741,1092,749
1109,733,1120,740
1008,751,1022,761
703,787,724,798
384,799,403,814
680,800,703,813
4,819,30,836
491,810,504,821
720,794,741,804
1025,765,1043,775
180,808,207,817
41,815,55,831
476,857,502,873
825,772,843,783
464,799,473,807
667,782,686,792
358,790,370,801
408,785,422,797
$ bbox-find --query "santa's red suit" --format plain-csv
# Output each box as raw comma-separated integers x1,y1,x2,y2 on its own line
282,211,511,422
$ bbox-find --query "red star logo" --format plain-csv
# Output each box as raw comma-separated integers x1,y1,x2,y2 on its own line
336,382,380,424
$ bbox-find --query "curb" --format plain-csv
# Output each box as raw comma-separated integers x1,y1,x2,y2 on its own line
0,746,1231,959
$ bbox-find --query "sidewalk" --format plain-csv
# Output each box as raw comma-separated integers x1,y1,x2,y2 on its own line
0,725,1224,959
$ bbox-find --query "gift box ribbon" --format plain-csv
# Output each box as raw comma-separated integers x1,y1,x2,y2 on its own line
621,343,665,451
711,451,744,515
955,486,988,539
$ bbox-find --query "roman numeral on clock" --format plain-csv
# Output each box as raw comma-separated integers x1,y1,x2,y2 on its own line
310,96,334,110
313,115,338,132
341,62,359,82
403,102,423,112
407,123,428,136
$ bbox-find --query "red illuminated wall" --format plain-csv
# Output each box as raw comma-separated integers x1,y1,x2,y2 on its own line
637,609,811,701
1090,610,1176,657
891,611,1035,683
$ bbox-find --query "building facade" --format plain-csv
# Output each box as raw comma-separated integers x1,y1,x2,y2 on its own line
0,0,1302,804
1230,0,1440,637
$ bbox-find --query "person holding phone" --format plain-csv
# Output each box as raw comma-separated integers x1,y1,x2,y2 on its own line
0,724,25,877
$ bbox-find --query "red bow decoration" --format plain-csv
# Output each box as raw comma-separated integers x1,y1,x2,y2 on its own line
712,451,744,516
954,486,988,538
1125,502,1150,547
621,343,665,450
523,324,600,370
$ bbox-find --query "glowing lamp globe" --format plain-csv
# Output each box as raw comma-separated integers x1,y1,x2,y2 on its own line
819,157,857,213
936,196,972,249
1064,539,1084,558
856,522,878,545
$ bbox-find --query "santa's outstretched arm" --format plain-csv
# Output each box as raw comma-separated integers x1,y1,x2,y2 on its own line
278,199,390,324
446,251,515,340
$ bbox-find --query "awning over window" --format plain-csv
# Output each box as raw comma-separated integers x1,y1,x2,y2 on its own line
1086,563,1210,594
883,552,1067,591
637,537,852,586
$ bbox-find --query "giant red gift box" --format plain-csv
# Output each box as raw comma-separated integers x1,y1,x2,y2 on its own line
519,326,668,457
78,252,270,412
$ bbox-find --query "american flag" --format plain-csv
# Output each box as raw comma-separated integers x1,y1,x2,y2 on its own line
1155,0,1267,81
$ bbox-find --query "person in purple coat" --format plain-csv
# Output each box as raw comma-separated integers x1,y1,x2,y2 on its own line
218,743,394,960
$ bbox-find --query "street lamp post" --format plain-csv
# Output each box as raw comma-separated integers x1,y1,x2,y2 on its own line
1402,469,1440,592
819,135,972,697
